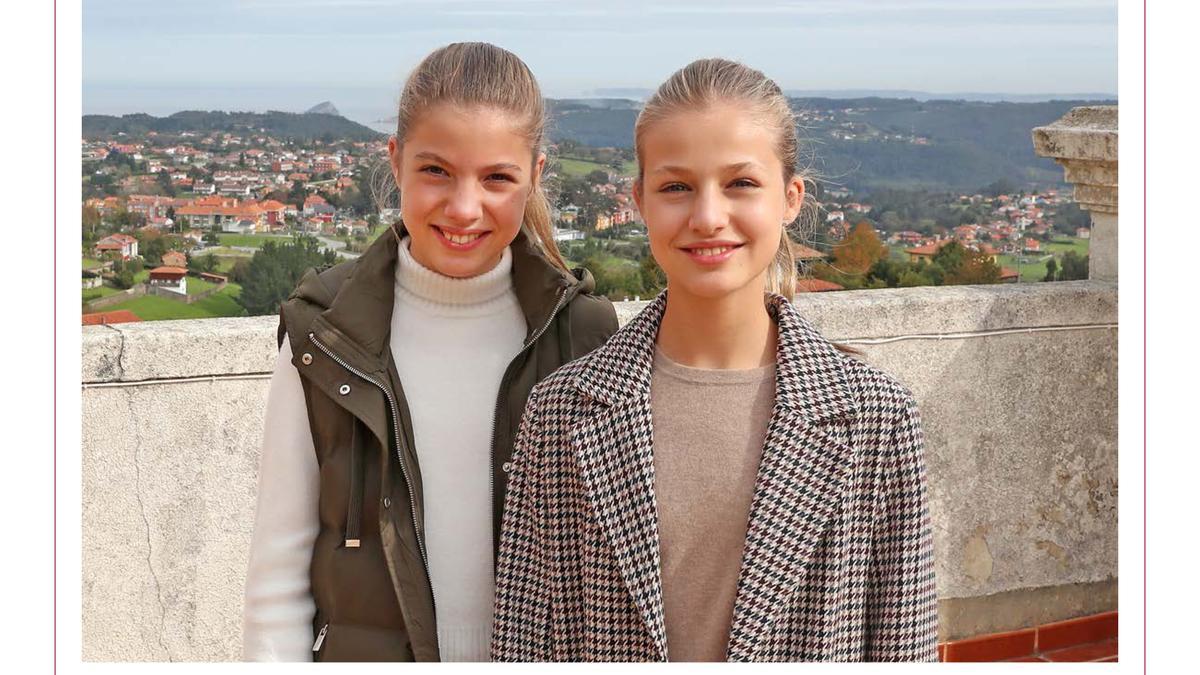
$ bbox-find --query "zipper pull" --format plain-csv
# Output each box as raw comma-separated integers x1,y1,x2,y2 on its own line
312,623,329,652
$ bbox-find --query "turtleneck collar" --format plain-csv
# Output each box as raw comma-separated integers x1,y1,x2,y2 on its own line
395,236,515,311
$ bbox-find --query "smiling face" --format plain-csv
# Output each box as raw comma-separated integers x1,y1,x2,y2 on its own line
635,102,804,302
389,103,544,278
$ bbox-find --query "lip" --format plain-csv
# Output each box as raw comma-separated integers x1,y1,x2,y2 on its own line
679,240,745,265
431,224,491,251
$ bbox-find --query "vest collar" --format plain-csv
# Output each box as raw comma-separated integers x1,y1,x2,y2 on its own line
316,223,581,373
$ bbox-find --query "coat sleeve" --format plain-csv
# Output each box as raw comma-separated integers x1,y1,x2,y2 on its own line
491,390,555,661
863,395,939,662
241,337,321,661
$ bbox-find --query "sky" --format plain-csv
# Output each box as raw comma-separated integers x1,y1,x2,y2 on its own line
83,0,1118,123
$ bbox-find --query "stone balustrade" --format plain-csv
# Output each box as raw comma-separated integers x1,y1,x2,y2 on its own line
82,281,1118,660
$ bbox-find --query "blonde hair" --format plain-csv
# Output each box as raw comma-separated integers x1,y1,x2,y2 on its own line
634,58,817,299
383,42,568,273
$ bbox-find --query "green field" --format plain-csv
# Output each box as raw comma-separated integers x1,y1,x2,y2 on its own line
996,254,1051,282
998,237,1089,282
185,275,219,296
82,258,106,270
1043,237,1091,256
217,233,291,248
197,246,247,257
214,255,250,273
82,285,122,302
556,156,637,179
98,283,246,321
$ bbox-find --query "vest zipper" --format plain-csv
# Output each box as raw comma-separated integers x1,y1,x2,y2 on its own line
489,285,571,555
312,623,329,652
307,331,439,651
344,421,363,548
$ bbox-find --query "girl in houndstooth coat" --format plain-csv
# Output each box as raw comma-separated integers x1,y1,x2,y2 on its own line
491,58,938,662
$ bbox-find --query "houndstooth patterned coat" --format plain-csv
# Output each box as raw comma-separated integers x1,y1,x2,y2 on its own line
491,292,937,662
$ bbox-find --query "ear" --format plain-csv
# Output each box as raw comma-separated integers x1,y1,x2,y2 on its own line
387,135,404,187
632,178,644,215
532,152,547,189
784,174,805,223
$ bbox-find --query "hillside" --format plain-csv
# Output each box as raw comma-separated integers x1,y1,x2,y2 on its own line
544,97,1115,193
81,96,1114,193
82,110,382,142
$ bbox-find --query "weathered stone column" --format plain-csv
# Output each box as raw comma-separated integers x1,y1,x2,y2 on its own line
1032,106,1118,281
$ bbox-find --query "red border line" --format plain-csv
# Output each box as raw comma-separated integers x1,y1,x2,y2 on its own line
53,0,58,671
1142,0,1148,673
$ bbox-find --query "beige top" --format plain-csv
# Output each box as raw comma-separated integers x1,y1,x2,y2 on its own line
649,345,777,662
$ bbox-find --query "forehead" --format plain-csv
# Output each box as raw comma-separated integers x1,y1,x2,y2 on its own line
639,102,780,171
402,103,531,166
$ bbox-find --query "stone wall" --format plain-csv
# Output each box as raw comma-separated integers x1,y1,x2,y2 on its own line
82,284,146,313
81,280,1118,660
145,280,228,304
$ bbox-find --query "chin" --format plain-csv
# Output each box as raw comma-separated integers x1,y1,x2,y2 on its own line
432,253,495,279
669,274,758,301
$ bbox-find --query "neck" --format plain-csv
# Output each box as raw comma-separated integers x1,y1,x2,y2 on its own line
395,236,513,307
656,280,777,370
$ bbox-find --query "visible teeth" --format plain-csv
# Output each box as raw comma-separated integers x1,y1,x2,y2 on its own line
695,247,731,256
444,230,483,245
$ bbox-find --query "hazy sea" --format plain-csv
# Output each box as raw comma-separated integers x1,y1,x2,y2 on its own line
83,83,1116,136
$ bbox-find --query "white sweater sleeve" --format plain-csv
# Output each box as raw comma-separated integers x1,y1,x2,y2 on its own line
242,336,320,661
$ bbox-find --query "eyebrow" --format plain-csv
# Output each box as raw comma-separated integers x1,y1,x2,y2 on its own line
649,161,763,176
413,151,524,174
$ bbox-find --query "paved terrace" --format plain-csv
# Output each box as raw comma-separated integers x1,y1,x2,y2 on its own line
80,107,1119,661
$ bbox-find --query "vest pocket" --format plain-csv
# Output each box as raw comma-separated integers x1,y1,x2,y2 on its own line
312,622,417,662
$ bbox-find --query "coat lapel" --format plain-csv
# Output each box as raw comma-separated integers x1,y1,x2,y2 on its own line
726,296,859,661
568,292,860,662
570,293,669,660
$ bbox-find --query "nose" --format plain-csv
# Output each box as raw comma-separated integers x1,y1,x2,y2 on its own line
444,180,483,225
688,186,727,236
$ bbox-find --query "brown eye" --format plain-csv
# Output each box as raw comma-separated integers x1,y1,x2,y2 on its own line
659,182,688,193
420,165,448,176
729,178,759,189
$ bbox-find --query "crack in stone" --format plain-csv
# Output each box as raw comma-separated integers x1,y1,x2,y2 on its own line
125,388,172,662
102,324,127,380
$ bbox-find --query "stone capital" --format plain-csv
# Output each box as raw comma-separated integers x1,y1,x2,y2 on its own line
1032,106,1118,214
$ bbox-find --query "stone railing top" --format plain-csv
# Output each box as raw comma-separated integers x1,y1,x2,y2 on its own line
82,281,1116,384
1032,105,1118,164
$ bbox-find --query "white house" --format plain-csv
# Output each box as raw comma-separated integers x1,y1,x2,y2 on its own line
553,227,585,242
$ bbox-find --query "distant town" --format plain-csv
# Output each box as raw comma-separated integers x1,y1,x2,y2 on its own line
81,104,1090,324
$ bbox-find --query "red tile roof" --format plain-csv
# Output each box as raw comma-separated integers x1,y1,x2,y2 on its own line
149,266,188,277
82,310,142,325
795,278,844,293
177,203,264,218
905,240,949,257
98,233,138,245
789,242,827,260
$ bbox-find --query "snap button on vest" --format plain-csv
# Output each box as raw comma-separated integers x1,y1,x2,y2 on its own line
301,352,313,365
338,384,351,395
382,497,391,508
502,462,513,473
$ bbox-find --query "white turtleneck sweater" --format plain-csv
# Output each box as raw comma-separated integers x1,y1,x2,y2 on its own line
242,237,527,662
